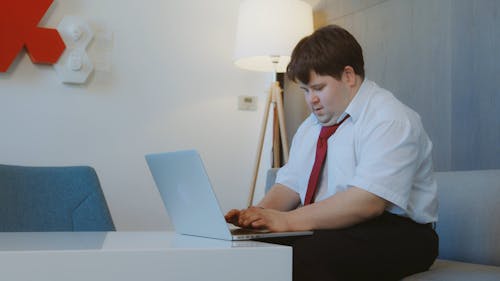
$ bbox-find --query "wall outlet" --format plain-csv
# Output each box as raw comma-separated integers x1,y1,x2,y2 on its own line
238,95,258,111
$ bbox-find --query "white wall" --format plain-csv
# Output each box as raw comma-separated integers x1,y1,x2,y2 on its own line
0,0,274,230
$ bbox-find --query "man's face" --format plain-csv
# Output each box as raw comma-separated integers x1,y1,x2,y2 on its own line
299,71,352,126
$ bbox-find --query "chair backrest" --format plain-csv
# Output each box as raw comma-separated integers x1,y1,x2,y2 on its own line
0,165,115,231
265,168,500,266
265,168,280,194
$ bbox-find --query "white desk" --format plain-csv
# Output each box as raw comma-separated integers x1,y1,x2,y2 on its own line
0,231,291,281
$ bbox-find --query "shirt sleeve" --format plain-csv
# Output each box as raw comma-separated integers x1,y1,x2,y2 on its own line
275,131,304,194
349,119,420,211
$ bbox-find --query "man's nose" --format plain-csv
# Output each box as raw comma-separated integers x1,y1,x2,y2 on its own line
309,91,320,103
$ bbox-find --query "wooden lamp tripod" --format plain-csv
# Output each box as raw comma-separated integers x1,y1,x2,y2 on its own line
247,80,289,207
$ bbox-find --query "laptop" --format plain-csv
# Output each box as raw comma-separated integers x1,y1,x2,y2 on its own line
145,150,313,241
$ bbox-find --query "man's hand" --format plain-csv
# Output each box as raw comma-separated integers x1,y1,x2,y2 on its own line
224,209,241,226
225,207,291,232
225,184,301,231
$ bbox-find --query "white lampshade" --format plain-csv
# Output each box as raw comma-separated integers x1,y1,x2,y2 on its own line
234,0,313,73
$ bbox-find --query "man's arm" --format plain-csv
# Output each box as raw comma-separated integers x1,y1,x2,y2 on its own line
285,186,388,230
237,186,388,232
256,184,301,211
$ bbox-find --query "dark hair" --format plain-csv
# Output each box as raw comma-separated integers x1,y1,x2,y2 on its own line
287,24,365,84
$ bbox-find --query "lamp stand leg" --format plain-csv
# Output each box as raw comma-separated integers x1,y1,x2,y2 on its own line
272,106,281,168
247,82,289,207
247,87,273,207
273,82,289,163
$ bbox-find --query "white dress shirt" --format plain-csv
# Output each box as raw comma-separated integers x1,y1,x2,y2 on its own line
276,79,438,223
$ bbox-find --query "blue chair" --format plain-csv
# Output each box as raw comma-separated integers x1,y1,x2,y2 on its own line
0,164,115,231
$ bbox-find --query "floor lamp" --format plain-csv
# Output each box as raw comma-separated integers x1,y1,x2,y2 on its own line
233,0,313,207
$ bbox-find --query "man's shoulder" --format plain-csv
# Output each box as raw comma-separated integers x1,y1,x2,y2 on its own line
360,81,420,125
363,81,401,108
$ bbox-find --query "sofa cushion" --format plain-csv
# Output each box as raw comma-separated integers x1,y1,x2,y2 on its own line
434,169,500,266
402,259,500,281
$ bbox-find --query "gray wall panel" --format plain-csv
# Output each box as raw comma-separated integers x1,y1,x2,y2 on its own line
451,0,500,170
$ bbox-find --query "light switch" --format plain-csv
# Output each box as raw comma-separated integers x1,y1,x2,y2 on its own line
238,95,258,111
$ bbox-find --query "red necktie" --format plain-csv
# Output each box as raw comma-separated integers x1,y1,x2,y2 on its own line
304,115,350,205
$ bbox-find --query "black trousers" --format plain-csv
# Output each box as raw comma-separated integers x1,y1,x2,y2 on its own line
256,212,438,281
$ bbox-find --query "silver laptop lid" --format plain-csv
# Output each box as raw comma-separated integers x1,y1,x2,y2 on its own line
145,150,232,240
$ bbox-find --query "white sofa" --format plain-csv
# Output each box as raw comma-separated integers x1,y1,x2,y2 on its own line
402,169,500,280
265,169,500,280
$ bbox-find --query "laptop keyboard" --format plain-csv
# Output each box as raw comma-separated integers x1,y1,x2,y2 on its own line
230,228,271,235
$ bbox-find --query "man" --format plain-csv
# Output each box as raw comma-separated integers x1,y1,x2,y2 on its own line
226,25,438,281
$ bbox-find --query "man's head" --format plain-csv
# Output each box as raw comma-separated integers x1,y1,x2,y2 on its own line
287,24,365,84
287,25,365,126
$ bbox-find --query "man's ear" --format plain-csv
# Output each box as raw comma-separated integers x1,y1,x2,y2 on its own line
342,66,357,86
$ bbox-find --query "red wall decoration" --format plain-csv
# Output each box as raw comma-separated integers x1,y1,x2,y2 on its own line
0,0,66,72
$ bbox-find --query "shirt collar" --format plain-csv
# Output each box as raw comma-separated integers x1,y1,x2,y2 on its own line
344,78,372,123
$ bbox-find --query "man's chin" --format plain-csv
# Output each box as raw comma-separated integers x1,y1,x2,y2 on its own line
314,115,336,126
